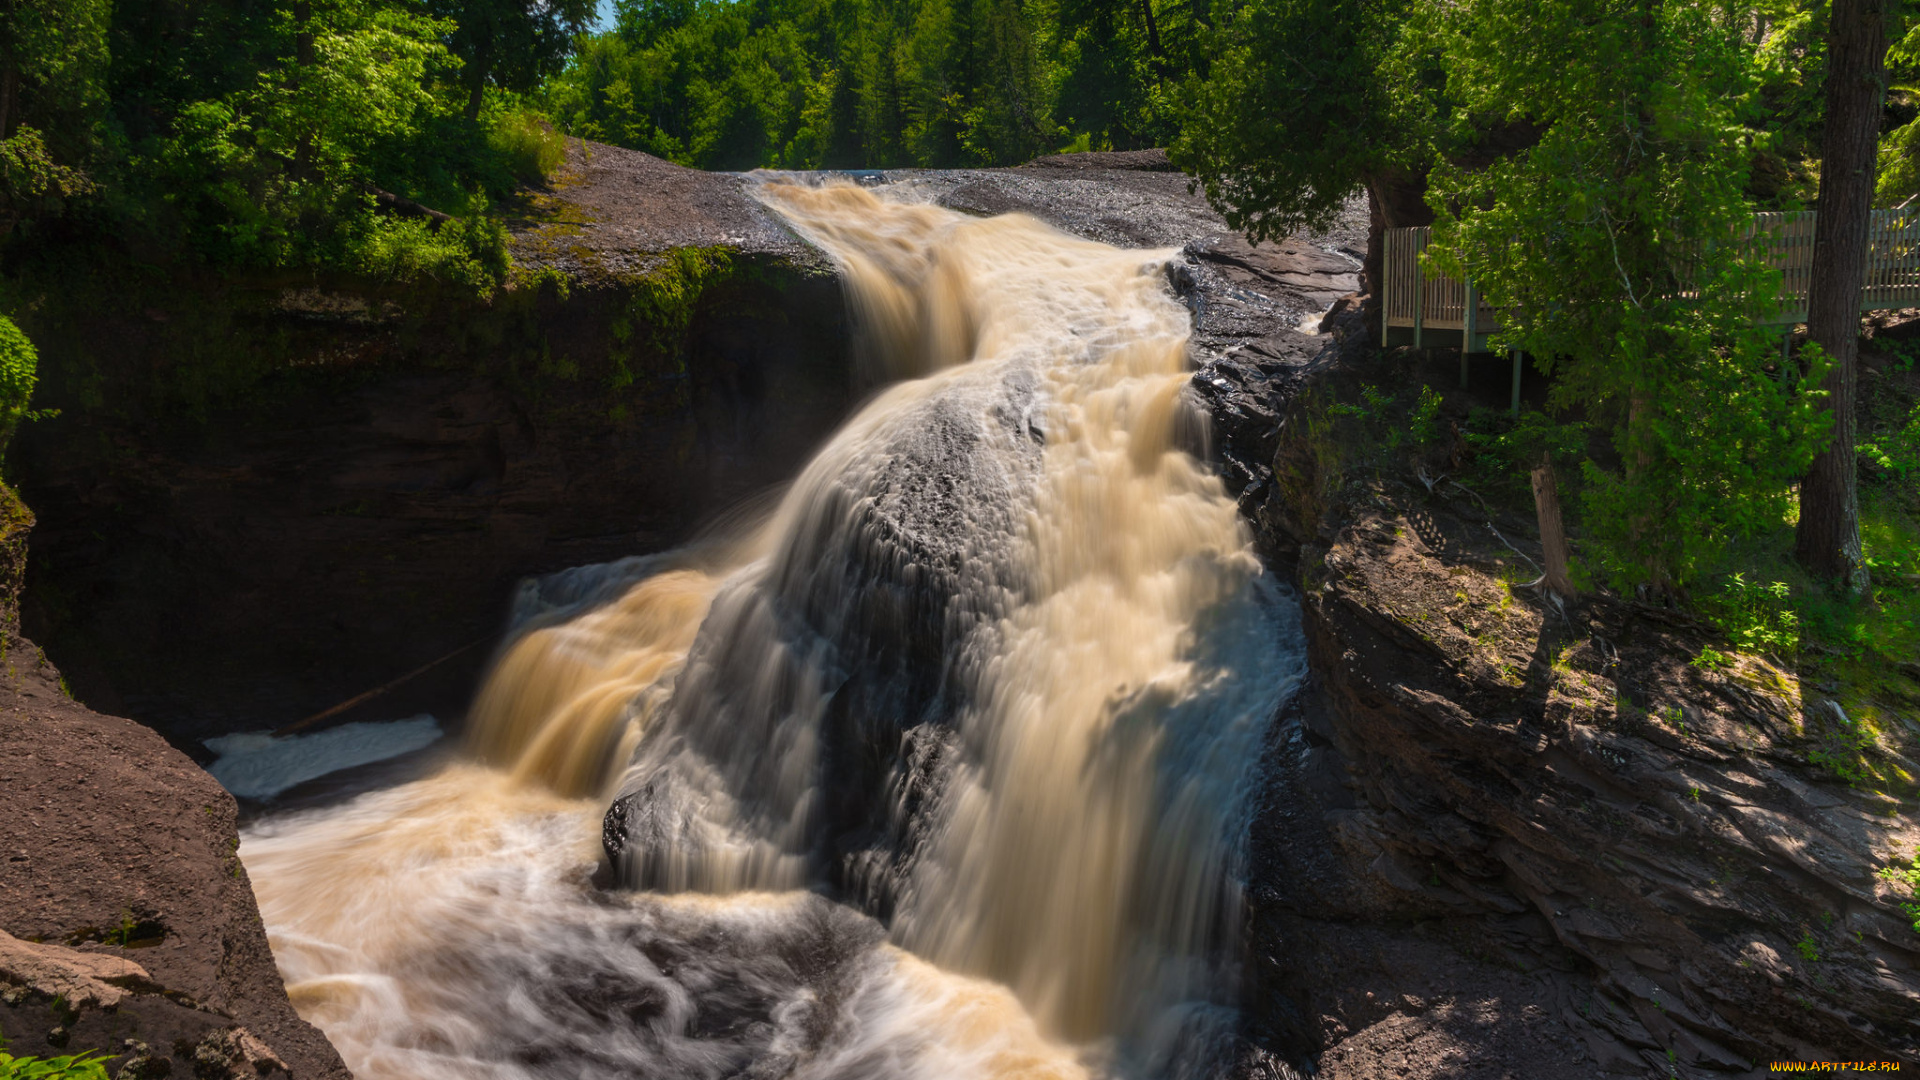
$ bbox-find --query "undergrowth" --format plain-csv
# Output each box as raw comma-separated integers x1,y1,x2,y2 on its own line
0,1054,109,1080
1879,845,1920,934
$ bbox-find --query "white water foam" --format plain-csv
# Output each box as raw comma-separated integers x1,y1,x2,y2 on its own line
239,181,1309,1080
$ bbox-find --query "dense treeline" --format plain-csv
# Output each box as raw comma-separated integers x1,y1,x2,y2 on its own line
540,0,1206,168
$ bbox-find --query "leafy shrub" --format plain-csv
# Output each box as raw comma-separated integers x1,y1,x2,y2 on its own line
1409,385,1445,446
0,1052,111,1080
0,316,40,455
1697,573,1798,655
1690,647,1731,671
1860,401,1920,480
343,205,509,294
1880,846,1920,934
489,109,568,187
1459,407,1585,498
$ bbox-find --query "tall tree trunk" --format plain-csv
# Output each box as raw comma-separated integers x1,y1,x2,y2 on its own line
1797,0,1886,596
1138,0,1166,68
0,62,19,141
1531,451,1574,601
465,36,491,122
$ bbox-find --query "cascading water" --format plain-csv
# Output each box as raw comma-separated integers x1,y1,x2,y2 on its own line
238,181,1309,1080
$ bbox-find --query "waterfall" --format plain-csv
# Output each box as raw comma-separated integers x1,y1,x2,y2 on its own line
238,181,1308,1080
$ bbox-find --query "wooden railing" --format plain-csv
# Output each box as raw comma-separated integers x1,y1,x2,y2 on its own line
1382,209,1920,353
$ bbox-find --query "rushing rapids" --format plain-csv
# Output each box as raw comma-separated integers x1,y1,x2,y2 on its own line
239,181,1309,1080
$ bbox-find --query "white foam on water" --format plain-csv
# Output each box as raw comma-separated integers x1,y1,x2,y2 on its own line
205,716,444,799
240,181,1311,1080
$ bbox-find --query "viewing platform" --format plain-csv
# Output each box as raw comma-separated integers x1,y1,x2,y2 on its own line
1382,209,1920,409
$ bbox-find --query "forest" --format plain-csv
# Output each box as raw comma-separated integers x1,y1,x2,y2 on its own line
2,0,1919,686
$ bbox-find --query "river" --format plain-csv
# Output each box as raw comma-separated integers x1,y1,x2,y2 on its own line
237,180,1307,1080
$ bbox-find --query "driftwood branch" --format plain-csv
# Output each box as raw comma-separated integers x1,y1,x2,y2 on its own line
273,636,490,736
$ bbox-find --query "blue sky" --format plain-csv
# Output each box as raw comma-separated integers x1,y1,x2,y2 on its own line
594,0,617,30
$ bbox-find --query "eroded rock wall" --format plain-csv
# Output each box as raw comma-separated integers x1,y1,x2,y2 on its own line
14,257,852,748
1222,317,1920,1077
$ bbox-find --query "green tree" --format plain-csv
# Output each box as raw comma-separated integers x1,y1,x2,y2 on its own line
0,0,109,142
430,0,598,120
0,315,39,458
1169,0,1441,296
0,0,107,238
1422,0,1833,589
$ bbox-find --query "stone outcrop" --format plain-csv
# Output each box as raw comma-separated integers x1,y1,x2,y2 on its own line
1210,316,1920,1077
0,639,348,1078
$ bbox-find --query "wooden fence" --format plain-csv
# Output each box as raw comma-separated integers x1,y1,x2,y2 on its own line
1382,209,1920,352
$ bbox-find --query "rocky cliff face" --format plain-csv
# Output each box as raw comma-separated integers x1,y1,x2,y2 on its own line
14,144,853,748
0,485,347,1077
1210,320,1920,1077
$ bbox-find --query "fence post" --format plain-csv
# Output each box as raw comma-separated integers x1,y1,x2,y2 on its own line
1461,279,1476,388
1381,230,1391,345
1413,235,1425,350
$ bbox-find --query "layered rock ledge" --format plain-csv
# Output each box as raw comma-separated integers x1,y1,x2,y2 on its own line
1211,320,1920,1077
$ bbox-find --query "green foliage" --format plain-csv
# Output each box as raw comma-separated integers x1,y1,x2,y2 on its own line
0,1053,111,1080
1805,706,1877,788
1878,15,1920,206
1691,647,1732,671
0,0,111,145
1171,0,1435,241
1794,931,1820,963
1860,400,1920,480
1880,846,1920,934
542,0,1197,169
1458,408,1586,498
1746,0,1825,208
0,127,96,239
0,317,39,457
429,0,597,119
1698,573,1799,655
345,200,511,290
489,108,569,185
610,246,735,387
1421,0,1831,589
1408,385,1444,445
2,0,591,292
